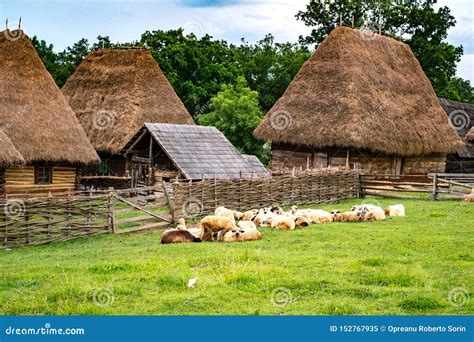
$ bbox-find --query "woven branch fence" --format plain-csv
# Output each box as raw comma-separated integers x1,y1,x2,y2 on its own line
0,194,112,249
171,169,361,220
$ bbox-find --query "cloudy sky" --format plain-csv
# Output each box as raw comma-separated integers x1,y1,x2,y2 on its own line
1,0,472,81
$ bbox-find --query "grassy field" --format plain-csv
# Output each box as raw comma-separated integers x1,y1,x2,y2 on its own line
0,197,472,315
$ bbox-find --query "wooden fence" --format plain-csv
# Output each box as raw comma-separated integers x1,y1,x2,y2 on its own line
0,194,111,249
171,169,361,220
0,185,173,249
360,173,474,200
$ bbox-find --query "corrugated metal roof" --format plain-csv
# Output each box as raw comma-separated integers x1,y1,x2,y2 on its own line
145,123,269,179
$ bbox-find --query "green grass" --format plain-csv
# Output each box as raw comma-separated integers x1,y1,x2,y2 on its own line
0,198,472,315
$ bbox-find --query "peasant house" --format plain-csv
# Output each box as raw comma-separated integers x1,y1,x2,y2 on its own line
0,30,99,196
254,27,464,175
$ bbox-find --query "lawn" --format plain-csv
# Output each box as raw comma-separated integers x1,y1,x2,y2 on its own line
0,197,472,315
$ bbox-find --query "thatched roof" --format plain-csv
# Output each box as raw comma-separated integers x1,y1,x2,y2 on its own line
124,124,269,180
62,48,194,155
0,129,25,166
467,127,474,144
254,27,464,156
0,30,100,165
439,98,474,158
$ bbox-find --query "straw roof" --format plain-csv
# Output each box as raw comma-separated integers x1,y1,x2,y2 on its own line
0,129,25,166
439,98,474,158
0,30,100,165
124,124,269,180
467,128,474,143
62,48,194,155
254,27,464,156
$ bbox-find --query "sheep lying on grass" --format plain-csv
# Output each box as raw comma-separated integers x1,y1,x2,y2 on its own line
384,204,406,217
462,189,474,202
161,230,201,244
199,215,237,242
220,227,262,242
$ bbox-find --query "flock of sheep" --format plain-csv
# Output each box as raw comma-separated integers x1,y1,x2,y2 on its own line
160,203,406,244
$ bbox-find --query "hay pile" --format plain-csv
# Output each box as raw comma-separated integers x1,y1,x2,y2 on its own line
0,30,100,165
254,27,464,156
62,48,194,154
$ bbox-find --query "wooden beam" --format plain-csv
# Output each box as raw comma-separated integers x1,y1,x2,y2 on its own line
123,129,147,157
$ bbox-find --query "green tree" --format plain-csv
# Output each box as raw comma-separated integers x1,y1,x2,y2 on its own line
296,0,471,102
197,76,268,163
235,34,310,112
438,77,474,103
141,29,241,117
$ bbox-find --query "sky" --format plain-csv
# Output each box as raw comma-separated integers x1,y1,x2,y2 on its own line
0,0,472,82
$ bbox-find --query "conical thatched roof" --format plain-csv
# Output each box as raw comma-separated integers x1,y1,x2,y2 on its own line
254,27,464,156
62,48,194,155
467,127,474,143
0,30,100,165
0,129,25,166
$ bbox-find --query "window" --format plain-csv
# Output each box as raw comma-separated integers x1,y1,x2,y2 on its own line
99,160,108,174
35,166,52,184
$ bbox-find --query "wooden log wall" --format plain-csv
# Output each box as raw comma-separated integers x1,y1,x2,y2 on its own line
0,168,5,196
0,194,110,249
171,169,360,220
4,166,77,196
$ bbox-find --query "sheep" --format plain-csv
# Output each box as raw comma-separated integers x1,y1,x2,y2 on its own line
462,189,474,202
294,216,310,227
384,204,406,217
163,218,187,235
240,209,259,221
215,206,236,224
161,230,201,244
297,209,333,224
253,212,271,227
268,214,295,230
199,215,237,241
352,204,386,221
331,210,362,223
220,227,262,242
233,211,244,220
237,220,257,230
270,206,285,215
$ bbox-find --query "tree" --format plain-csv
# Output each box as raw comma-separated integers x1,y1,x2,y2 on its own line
438,77,474,103
234,34,310,112
141,29,241,117
296,0,472,102
197,76,269,163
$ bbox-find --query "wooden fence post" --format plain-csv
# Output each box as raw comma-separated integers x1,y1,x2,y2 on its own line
108,192,116,233
432,173,439,201
162,180,175,223
24,209,29,245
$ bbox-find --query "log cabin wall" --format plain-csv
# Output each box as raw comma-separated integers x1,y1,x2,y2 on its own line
0,167,5,196
271,144,447,175
4,166,77,196
402,154,446,174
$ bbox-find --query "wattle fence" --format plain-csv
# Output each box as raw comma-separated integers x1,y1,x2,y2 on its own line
171,169,361,220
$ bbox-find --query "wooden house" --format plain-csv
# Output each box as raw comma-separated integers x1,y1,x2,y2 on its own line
439,98,474,173
61,48,194,188
122,123,269,185
0,30,100,197
254,27,464,175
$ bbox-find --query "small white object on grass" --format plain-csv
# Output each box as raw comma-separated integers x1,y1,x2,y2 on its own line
188,278,197,288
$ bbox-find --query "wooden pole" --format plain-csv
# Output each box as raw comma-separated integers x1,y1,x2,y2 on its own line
432,173,439,201
108,192,116,233
162,180,175,223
